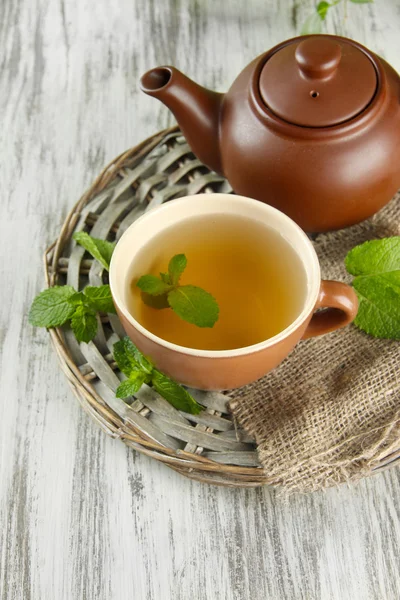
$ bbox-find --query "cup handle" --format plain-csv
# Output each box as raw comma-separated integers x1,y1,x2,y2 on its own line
302,280,358,339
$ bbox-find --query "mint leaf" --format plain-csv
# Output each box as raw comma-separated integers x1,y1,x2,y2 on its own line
167,285,219,328
70,305,98,343
113,339,137,376
29,286,76,327
73,231,115,271
124,338,154,374
68,286,116,313
345,238,400,276
317,1,330,19
301,12,323,34
152,370,203,414
112,337,202,413
137,275,171,296
345,238,400,339
352,274,400,339
160,272,172,285
84,285,116,313
113,337,153,376
68,291,86,306
116,371,148,399
168,254,187,286
138,254,219,326
141,291,170,309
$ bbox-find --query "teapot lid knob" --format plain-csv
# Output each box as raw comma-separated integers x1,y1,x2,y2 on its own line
295,38,341,79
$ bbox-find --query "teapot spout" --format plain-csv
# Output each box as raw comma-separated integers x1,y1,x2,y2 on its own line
141,67,223,175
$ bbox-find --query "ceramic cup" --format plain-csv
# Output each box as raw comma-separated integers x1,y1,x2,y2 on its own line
110,194,358,390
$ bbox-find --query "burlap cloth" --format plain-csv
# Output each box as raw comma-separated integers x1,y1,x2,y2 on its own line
229,194,400,493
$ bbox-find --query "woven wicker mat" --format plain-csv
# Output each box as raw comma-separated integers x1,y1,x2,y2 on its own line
46,126,399,491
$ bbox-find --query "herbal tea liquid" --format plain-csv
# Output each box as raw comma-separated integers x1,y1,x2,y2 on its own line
126,214,307,350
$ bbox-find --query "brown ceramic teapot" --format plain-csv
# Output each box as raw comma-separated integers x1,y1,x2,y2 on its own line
141,35,400,232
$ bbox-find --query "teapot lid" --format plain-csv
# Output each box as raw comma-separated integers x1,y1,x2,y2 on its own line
259,36,377,127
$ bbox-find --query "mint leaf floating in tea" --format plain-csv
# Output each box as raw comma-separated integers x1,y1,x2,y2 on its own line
73,231,115,271
136,274,172,295
29,283,116,343
137,253,219,328
136,274,172,309
168,253,187,286
141,293,171,309
345,237,400,339
113,337,203,414
168,285,219,328
29,286,76,327
160,272,172,285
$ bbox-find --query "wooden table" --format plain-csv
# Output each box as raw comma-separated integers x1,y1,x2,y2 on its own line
1,1,400,598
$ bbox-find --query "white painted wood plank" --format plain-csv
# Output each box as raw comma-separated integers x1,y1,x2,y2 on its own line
1,1,400,599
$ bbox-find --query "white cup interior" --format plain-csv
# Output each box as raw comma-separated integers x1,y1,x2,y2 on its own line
109,194,321,357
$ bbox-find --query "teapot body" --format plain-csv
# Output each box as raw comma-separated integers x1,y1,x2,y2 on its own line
219,47,400,232
141,36,400,232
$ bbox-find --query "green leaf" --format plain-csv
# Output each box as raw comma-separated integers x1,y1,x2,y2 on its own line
152,370,203,414
68,291,87,306
73,231,115,271
141,291,170,309
167,285,219,328
84,284,116,313
317,1,331,19
345,238,400,276
113,337,154,376
29,286,76,328
352,274,400,339
113,339,137,376
160,272,172,285
70,305,98,343
136,275,172,296
349,0,373,4
124,337,154,374
301,12,323,34
116,371,148,399
137,254,219,327
345,238,400,339
168,254,187,286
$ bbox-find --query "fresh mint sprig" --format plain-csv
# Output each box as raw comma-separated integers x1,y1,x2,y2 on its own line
345,237,400,340
301,0,373,35
137,253,219,328
113,337,203,414
73,231,115,271
29,284,116,343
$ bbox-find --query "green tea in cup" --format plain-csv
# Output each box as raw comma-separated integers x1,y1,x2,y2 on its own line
126,213,307,351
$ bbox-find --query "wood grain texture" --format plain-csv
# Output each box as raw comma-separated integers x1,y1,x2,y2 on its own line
1,0,400,598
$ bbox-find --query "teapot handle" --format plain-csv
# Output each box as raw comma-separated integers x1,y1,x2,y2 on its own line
302,280,358,339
